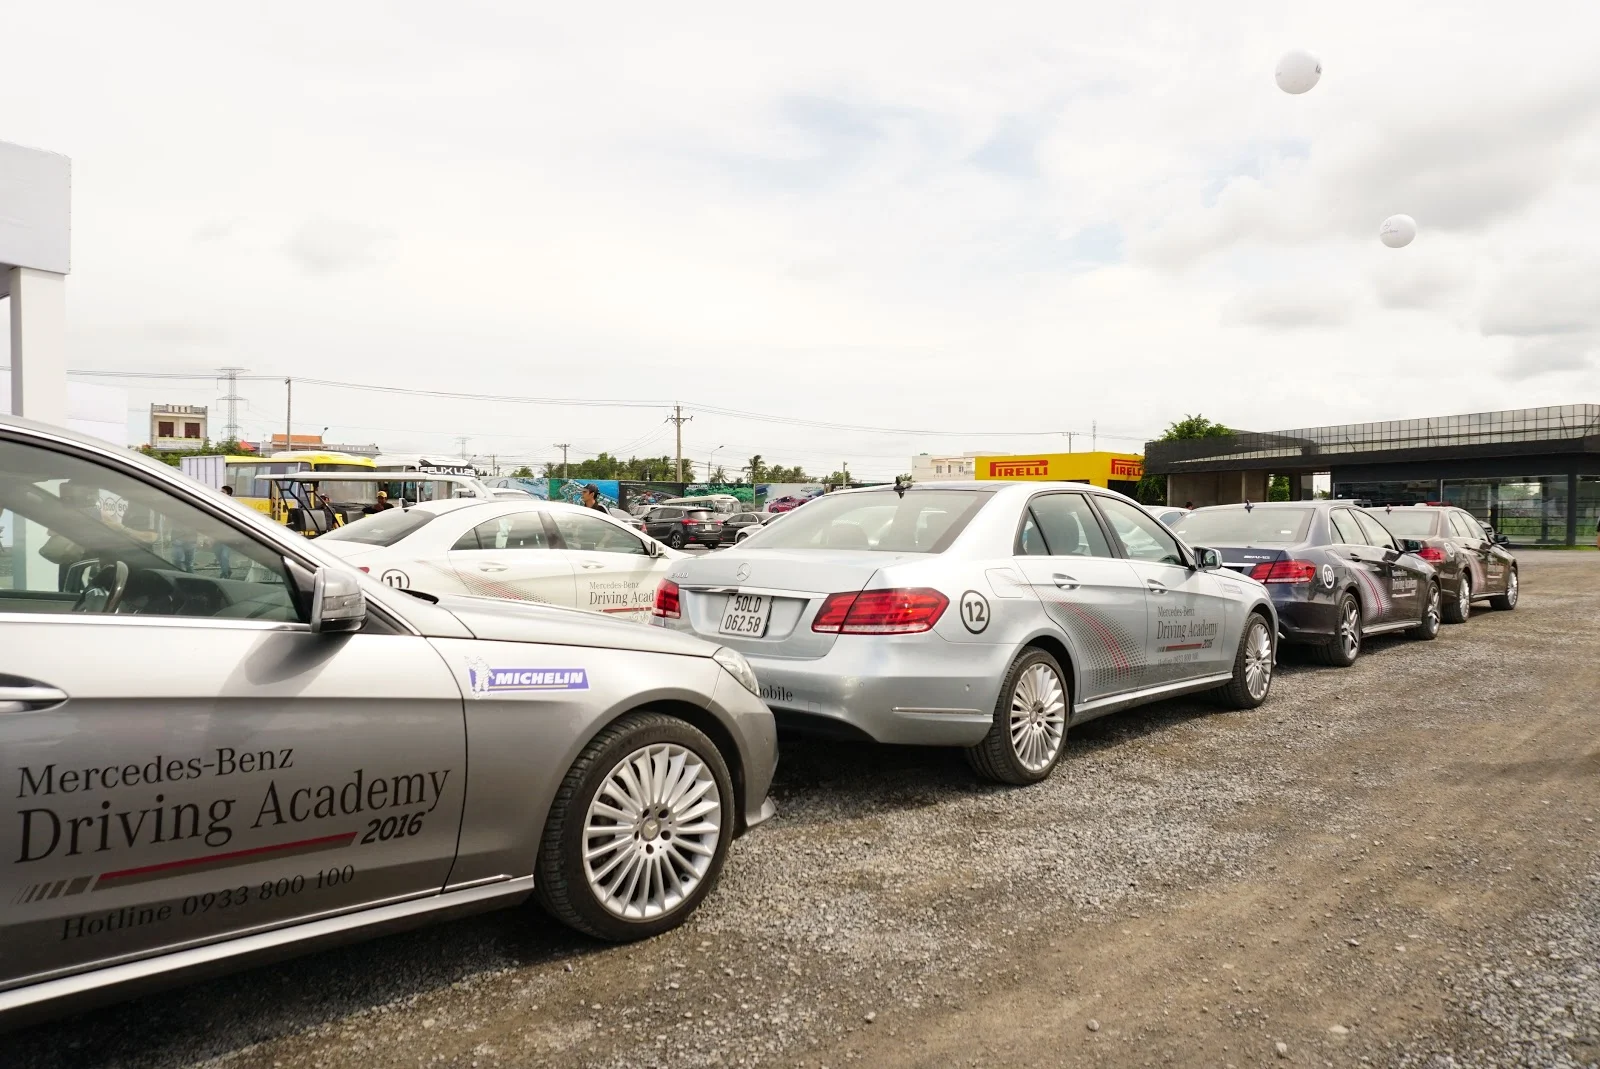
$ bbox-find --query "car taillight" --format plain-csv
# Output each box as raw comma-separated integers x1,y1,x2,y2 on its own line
812,588,949,634
1248,560,1318,584
1416,546,1446,563
653,579,681,619
357,566,370,573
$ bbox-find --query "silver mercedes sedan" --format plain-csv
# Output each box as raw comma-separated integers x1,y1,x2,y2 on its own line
0,415,776,1024
654,482,1277,784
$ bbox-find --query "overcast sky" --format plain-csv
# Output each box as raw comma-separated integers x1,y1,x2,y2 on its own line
4,1,1599,478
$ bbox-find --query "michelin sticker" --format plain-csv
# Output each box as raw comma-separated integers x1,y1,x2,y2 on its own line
466,657,590,698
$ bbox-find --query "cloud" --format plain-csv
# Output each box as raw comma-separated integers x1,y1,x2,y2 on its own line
1505,335,1598,376
1480,255,1600,337
1372,255,1475,310
1221,285,1358,329
282,218,391,275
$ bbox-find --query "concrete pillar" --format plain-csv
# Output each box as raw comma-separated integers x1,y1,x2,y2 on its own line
7,266,68,424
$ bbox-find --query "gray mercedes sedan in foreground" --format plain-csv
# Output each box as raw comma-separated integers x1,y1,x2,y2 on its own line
653,482,1278,785
0,415,776,1025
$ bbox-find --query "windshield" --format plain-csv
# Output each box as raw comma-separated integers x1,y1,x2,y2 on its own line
320,508,437,546
1173,508,1313,545
684,509,714,522
1366,510,1438,537
744,490,991,553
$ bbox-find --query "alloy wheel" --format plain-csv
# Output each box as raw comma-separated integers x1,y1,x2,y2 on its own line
1008,662,1067,773
1425,584,1441,631
1459,574,1471,619
582,743,723,922
1244,618,1273,700
1340,599,1361,660
1506,570,1518,606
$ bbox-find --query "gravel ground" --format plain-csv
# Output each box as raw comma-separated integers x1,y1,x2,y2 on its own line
8,552,1599,1069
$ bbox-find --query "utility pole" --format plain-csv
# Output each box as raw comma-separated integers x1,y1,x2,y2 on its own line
284,377,292,453
554,442,571,479
455,436,470,461
666,404,692,482
1092,420,1097,452
489,454,498,477
217,366,246,442
1065,432,1074,453
842,461,849,488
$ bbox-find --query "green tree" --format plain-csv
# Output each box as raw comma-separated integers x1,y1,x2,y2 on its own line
1268,475,1291,502
510,465,534,478
745,455,765,482
137,438,254,468
1135,414,1235,506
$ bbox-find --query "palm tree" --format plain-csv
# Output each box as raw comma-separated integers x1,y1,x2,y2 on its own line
746,455,764,482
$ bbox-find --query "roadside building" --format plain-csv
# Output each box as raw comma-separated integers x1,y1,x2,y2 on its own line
972,452,1145,497
1143,405,1600,545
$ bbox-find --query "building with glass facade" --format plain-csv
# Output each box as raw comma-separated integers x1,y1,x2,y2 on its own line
1144,405,1600,546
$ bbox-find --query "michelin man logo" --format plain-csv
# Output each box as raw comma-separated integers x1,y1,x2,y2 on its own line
466,656,492,698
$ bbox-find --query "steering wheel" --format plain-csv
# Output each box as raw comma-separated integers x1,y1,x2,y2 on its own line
73,561,130,614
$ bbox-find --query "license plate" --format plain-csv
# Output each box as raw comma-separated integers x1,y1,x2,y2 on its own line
719,593,771,637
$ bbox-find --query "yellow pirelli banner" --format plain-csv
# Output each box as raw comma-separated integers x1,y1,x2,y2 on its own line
974,451,1144,487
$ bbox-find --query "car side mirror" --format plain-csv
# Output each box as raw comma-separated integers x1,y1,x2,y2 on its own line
645,539,663,558
310,567,367,634
1192,546,1222,571
1399,538,1424,553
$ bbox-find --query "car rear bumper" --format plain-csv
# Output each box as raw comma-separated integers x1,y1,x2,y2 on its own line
743,636,1005,747
1268,590,1341,644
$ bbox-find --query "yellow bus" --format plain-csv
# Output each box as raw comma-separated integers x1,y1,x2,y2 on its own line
212,452,378,522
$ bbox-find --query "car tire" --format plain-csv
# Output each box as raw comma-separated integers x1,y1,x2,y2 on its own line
1213,612,1274,709
1409,581,1442,641
1489,567,1519,611
1442,571,1470,624
1310,592,1362,667
534,711,735,942
964,648,1069,786
667,531,685,550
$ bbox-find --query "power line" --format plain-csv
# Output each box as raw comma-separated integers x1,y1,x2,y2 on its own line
21,366,1152,442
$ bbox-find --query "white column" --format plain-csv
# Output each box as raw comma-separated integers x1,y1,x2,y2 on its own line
8,266,68,425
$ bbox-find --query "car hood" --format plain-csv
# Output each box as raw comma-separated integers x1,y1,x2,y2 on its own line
429,591,718,657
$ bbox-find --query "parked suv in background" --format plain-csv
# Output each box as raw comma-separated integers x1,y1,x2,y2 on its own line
1363,505,1518,621
643,506,724,550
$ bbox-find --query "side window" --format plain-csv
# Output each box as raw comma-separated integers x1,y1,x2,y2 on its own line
453,513,552,551
1094,497,1185,565
1025,494,1113,557
1016,511,1050,556
1451,512,1480,539
0,439,301,621
1352,510,1398,551
552,513,648,555
1328,509,1362,545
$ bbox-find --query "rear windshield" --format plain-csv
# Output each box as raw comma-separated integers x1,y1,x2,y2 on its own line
684,509,714,521
1365,509,1437,537
1172,508,1313,545
745,490,991,553
320,508,436,547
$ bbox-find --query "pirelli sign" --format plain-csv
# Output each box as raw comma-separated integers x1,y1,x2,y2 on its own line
975,452,1144,487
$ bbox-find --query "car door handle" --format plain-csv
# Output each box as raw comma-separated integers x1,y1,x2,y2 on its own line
1051,573,1080,590
577,559,606,570
0,683,69,714
477,562,508,573
1146,580,1168,595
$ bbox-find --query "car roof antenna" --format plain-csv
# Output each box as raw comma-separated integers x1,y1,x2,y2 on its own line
893,475,910,498
1243,499,1253,512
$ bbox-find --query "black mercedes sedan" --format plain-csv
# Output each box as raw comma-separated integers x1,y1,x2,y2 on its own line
1362,505,1518,622
1171,501,1441,666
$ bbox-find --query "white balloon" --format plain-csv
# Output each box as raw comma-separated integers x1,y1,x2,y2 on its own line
1379,214,1417,249
1275,50,1322,94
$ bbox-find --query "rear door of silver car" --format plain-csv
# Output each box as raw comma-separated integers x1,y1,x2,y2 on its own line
0,434,466,994
1009,492,1149,703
